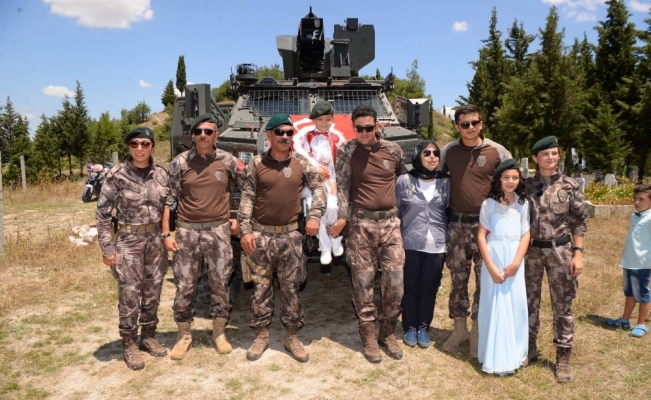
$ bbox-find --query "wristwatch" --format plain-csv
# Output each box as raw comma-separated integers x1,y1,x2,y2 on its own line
161,233,171,239
573,246,584,253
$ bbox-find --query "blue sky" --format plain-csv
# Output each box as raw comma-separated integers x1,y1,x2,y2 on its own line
1,0,650,131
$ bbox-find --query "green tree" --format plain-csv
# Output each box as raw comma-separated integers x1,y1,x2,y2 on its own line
389,59,426,103
0,96,20,164
256,64,284,80
153,105,174,142
461,8,508,143
504,19,535,76
3,116,40,185
129,101,151,124
88,112,121,163
583,101,629,172
212,80,237,102
33,114,61,178
176,55,187,94
161,79,176,108
375,68,383,80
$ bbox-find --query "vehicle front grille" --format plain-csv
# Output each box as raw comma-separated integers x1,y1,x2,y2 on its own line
317,90,390,117
244,90,310,117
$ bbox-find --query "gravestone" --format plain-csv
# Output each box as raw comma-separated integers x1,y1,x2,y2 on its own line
595,169,602,181
604,173,617,188
575,177,586,193
521,158,529,178
559,162,565,174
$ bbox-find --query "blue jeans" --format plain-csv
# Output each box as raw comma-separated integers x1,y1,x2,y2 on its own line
623,268,651,303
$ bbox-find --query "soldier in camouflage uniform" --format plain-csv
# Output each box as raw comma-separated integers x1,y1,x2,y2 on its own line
239,113,324,363
330,105,408,363
438,105,512,357
96,127,169,370
162,114,245,360
524,136,587,382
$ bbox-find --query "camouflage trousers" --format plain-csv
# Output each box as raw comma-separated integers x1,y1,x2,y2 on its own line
525,243,578,348
446,221,482,320
346,216,404,324
172,223,234,323
111,233,167,338
248,230,306,329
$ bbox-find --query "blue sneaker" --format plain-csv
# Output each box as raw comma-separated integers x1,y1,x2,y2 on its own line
403,330,417,347
417,330,431,348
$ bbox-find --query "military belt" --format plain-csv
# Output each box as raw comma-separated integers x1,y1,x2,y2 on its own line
449,212,480,224
118,222,162,234
176,220,228,230
531,235,571,248
251,222,298,234
352,207,398,221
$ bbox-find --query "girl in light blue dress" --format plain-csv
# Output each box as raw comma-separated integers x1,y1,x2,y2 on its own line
477,159,530,375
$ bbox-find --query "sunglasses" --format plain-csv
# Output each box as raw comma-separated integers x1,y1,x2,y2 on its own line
129,140,153,149
458,120,482,129
273,128,295,137
193,128,216,136
422,149,440,157
355,125,375,133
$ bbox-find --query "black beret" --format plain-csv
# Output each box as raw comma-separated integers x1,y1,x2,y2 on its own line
493,158,519,178
264,113,294,131
531,136,559,155
125,126,155,144
310,100,333,119
189,113,219,133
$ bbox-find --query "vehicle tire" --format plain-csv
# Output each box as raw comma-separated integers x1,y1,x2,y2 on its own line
81,186,93,203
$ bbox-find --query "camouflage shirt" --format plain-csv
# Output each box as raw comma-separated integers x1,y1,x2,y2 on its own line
238,150,325,235
166,147,245,221
96,158,169,257
525,172,588,240
335,137,408,220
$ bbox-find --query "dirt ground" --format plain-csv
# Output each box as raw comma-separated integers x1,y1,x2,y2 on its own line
1,185,650,399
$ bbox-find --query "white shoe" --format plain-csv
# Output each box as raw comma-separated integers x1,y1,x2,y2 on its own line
320,250,332,265
332,237,344,257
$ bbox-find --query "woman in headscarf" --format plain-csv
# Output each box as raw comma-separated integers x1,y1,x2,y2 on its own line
395,140,450,348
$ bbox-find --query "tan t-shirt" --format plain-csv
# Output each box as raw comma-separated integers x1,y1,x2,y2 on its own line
252,153,305,226
349,145,399,211
177,154,232,223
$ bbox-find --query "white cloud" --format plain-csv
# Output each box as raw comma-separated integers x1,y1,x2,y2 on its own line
41,85,75,98
138,79,151,88
25,113,35,120
452,21,468,32
44,0,154,29
630,0,651,12
542,0,606,21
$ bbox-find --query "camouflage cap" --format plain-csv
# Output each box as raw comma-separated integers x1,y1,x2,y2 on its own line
189,113,219,133
125,126,155,144
309,100,333,119
531,136,559,155
493,158,519,178
264,113,294,131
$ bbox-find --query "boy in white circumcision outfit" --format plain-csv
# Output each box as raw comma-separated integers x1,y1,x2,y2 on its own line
293,100,346,264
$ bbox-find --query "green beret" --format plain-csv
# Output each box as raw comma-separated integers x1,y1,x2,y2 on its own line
264,113,293,131
531,136,559,155
189,113,219,133
309,100,333,119
125,126,155,144
493,158,519,178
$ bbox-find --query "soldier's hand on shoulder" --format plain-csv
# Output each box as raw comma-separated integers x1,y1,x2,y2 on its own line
241,233,256,255
305,218,320,236
164,236,180,252
103,255,116,268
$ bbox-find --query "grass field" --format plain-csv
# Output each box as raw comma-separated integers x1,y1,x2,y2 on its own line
0,165,650,399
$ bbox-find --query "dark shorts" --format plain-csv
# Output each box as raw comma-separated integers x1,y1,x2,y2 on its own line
623,268,651,303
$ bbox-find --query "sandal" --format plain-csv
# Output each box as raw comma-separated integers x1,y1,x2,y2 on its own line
606,317,631,329
630,324,649,338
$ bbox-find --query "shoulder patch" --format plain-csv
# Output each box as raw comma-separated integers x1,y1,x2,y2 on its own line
558,189,569,203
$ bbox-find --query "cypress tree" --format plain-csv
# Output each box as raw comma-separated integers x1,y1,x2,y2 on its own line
176,55,187,95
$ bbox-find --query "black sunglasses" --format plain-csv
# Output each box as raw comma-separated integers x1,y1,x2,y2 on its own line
129,140,153,149
458,120,482,129
422,149,440,157
355,125,375,133
193,128,216,136
273,128,295,137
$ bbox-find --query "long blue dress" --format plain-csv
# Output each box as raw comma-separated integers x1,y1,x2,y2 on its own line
477,197,530,375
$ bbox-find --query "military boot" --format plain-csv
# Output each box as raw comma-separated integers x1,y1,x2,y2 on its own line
359,321,382,363
212,318,232,354
169,322,192,360
139,326,167,357
442,317,469,353
555,347,572,383
246,327,270,361
284,326,309,362
469,319,479,359
123,337,145,370
523,338,539,367
377,320,403,360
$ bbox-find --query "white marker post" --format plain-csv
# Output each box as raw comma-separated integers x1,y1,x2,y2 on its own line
0,152,4,257
20,155,26,192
